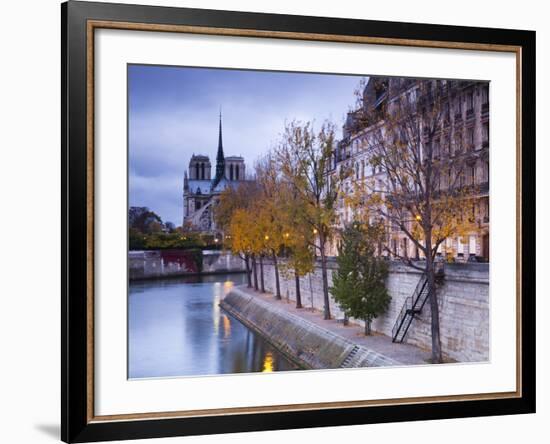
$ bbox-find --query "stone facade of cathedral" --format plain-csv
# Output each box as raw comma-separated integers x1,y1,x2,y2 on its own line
182,114,247,233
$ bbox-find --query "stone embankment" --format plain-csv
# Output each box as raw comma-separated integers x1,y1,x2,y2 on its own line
221,286,430,370
261,260,489,363
129,249,245,280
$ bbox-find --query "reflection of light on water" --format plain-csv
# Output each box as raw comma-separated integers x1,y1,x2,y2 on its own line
212,283,222,334
213,281,233,335
223,280,233,294
222,314,231,338
262,352,274,372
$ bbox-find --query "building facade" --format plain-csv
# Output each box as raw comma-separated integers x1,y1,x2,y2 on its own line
329,77,490,262
183,114,247,233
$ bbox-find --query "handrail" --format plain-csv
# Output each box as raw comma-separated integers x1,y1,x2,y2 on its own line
392,271,433,343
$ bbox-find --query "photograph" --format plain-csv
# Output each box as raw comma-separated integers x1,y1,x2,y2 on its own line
127,65,490,379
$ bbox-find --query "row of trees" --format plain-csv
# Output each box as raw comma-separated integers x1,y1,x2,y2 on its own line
214,122,345,318
215,121,391,335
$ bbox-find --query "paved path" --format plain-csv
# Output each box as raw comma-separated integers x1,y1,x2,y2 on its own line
235,285,432,366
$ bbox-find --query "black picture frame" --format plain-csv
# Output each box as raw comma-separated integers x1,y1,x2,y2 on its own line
61,1,536,442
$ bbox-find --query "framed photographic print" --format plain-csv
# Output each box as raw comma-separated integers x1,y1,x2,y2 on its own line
61,1,536,442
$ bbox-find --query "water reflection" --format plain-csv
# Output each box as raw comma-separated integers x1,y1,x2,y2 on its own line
128,273,298,379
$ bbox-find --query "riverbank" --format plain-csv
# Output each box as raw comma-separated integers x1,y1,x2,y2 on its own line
220,285,432,370
129,249,246,280
260,259,489,363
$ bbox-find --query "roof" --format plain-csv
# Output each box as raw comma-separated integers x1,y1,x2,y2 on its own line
190,154,210,162
186,180,212,194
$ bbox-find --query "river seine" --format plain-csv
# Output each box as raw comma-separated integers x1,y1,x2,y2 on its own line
128,273,297,378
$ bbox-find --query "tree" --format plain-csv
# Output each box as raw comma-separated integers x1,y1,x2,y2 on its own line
278,182,316,308
128,206,164,233
275,120,350,319
227,208,257,288
352,78,478,361
330,222,390,335
254,154,292,299
281,236,315,309
214,181,261,287
214,182,258,231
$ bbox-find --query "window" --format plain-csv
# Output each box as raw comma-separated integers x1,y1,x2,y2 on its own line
457,237,465,254
466,127,474,150
471,164,476,185
235,164,240,180
443,101,450,122
361,160,365,179
229,164,234,180
469,235,477,255
466,91,474,111
455,130,463,154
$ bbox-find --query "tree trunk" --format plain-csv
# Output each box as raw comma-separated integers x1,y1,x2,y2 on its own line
245,255,252,288
364,317,372,336
273,252,281,299
259,255,265,293
252,254,258,291
425,237,442,363
319,234,331,320
294,270,303,308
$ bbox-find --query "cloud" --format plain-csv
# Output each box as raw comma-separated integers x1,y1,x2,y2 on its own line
128,65,362,223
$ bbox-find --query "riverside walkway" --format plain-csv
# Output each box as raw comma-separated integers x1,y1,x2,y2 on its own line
225,285,432,367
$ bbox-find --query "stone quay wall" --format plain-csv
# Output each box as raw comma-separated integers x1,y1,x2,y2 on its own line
129,249,245,280
261,259,489,363
221,287,400,369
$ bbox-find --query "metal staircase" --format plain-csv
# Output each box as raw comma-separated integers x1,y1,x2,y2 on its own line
391,272,431,343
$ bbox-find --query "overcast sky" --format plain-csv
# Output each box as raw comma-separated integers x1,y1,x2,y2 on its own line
128,64,363,225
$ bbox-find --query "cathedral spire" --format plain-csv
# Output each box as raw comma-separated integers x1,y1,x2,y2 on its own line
213,109,226,188
217,109,224,162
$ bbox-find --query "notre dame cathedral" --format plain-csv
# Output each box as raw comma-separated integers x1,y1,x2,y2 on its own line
183,113,248,233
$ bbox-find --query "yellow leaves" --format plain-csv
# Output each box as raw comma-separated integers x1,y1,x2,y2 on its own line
228,208,254,255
